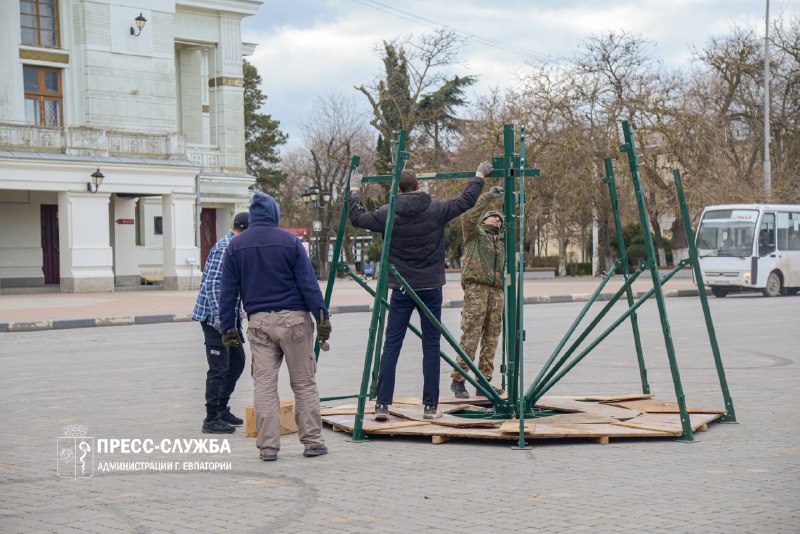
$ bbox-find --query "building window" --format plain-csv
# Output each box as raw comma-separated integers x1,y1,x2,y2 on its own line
23,65,62,126
20,0,60,48
154,216,163,235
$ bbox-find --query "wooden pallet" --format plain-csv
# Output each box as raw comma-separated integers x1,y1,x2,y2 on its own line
321,395,723,445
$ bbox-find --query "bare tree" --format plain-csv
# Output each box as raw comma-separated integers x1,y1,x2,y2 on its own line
279,94,376,278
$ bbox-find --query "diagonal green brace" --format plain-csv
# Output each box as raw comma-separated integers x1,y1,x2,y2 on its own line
673,169,737,422
603,157,650,394
621,120,694,442
385,264,505,407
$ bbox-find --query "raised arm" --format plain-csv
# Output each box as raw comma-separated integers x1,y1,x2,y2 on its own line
462,192,497,242
441,161,492,222
347,190,387,233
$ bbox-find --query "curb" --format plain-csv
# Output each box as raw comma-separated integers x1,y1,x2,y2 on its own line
0,289,706,333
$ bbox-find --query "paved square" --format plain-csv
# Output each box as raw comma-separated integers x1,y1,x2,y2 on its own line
1,295,798,532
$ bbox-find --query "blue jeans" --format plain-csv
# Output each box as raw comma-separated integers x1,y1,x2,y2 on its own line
376,288,443,407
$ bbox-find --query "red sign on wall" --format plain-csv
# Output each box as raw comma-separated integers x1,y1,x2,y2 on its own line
115,218,135,225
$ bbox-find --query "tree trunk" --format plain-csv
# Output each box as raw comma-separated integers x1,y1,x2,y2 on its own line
558,224,567,277
670,214,689,262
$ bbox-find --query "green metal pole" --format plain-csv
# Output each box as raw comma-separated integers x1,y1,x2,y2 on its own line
602,157,650,393
386,264,505,407
502,124,519,412
525,264,620,398
527,264,647,401
362,170,505,183
339,264,499,402
533,262,690,403
620,120,693,442
368,295,387,399
316,155,360,360
515,125,529,448
673,169,737,422
352,132,408,442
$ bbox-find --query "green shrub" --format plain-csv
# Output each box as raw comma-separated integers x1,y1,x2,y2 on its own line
566,262,593,276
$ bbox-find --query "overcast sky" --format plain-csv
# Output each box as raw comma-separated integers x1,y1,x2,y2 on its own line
242,0,799,151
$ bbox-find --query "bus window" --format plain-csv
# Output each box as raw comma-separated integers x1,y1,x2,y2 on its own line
778,212,800,251
758,213,776,257
697,209,758,257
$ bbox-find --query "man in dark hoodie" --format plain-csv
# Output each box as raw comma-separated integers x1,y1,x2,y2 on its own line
219,192,331,461
348,162,490,420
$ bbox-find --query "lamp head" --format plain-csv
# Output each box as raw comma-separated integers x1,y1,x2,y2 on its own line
131,13,147,36
88,168,104,193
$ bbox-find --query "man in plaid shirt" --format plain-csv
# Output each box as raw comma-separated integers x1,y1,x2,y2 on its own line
192,212,249,434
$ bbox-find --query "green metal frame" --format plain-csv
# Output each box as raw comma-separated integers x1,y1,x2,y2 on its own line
316,121,735,447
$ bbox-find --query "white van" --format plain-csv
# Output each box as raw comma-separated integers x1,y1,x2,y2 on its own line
696,204,800,297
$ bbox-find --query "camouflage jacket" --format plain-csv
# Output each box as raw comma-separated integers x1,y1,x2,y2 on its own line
460,192,505,288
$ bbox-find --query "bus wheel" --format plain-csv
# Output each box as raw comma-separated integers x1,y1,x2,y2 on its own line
711,287,728,298
762,272,782,297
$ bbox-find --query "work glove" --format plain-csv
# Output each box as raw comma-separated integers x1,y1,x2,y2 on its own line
489,186,504,198
350,172,363,191
212,319,221,332
221,328,243,348
476,161,493,178
316,317,332,342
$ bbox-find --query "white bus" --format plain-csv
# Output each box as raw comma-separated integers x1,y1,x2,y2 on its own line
696,204,800,297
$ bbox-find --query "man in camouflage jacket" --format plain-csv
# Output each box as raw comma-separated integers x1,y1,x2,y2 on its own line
451,186,505,398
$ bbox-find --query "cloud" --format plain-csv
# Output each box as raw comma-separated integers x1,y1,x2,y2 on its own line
242,0,795,151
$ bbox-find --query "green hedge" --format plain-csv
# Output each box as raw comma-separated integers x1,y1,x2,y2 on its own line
566,262,592,276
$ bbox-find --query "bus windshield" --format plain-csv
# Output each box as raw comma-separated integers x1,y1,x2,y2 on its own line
697,209,758,257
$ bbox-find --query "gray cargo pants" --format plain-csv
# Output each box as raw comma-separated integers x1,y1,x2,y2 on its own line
246,310,324,454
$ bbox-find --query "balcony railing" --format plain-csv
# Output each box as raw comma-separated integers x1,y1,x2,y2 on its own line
0,123,64,152
186,144,221,171
0,122,224,170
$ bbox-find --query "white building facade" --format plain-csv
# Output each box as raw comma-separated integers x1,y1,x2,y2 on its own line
0,0,262,292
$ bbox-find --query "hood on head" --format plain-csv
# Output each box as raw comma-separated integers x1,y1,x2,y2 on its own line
249,192,280,225
482,210,504,228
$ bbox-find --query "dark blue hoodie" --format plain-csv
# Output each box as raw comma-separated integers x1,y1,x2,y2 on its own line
219,192,327,332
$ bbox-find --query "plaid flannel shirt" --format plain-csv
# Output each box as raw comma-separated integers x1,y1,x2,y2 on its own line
192,232,240,326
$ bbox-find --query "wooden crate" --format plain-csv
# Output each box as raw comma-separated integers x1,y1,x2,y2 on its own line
244,401,298,437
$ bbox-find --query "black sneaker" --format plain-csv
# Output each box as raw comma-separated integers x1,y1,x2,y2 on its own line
260,451,278,461
202,418,235,434
450,380,469,399
303,444,328,457
374,404,389,422
219,410,243,426
423,405,442,419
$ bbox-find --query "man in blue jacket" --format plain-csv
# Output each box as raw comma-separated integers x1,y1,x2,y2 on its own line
220,192,332,461
348,162,490,420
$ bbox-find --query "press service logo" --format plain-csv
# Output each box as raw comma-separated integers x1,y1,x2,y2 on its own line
57,425,94,479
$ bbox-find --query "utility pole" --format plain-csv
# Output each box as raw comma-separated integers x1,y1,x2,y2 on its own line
764,0,772,201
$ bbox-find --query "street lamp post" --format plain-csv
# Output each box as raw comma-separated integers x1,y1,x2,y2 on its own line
300,185,332,279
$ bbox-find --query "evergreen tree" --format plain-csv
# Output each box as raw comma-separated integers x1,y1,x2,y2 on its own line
243,59,288,192
357,30,476,171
